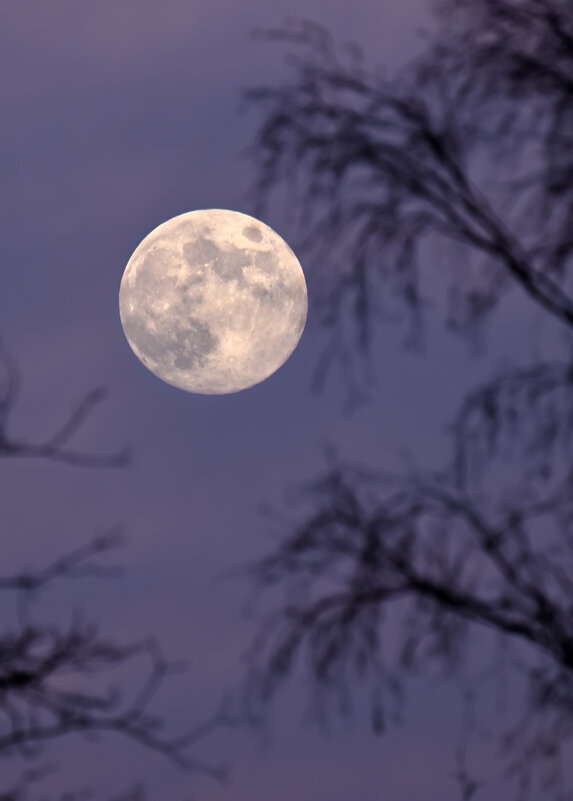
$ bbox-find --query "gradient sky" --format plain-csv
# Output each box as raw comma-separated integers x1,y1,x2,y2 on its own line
0,1,557,799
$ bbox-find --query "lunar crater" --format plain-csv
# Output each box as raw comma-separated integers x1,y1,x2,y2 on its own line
243,225,263,242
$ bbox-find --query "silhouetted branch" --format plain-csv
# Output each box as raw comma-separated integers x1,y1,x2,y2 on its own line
0,765,59,801
451,360,573,502
242,446,573,792
0,767,147,801
242,4,573,379
0,530,126,594
241,9,573,795
0,336,228,797
0,538,230,789
0,340,130,468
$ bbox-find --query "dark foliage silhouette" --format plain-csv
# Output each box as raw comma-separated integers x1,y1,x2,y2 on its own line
0,344,229,799
241,1,573,798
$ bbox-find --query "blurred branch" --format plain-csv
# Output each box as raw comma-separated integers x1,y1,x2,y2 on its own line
241,448,573,793
0,339,130,468
242,6,573,378
0,537,231,783
0,768,147,801
0,530,126,594
240,9,573,795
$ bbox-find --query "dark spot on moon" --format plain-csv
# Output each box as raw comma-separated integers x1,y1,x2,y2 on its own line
174,355,194,369
243,225,262,242
212,247,248,283
184,234,250,285
184,235,220,266
250,284,286,310
254,248,279,276
183,264,206,288
119,309,218,375
171,318,218,370
250,285,270,300
173,218,207,241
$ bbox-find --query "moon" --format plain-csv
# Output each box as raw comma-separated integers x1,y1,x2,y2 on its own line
119,209,308,394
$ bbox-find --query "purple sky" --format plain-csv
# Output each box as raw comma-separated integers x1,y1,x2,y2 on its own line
0,1,557,799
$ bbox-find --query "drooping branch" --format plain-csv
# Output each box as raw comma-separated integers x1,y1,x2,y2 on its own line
240,3,573,798
241,464,573,798
450,360,573,497
243,8,573,365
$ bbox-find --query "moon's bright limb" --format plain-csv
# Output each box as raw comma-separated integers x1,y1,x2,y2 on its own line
119,209,308,394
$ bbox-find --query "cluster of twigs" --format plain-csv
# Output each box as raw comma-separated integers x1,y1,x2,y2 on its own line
239,2,573,798
0,342,230,799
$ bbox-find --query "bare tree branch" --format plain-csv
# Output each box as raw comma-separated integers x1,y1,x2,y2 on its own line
0,537,231,786
241,5,573,375
0,340,130,468
240,2,573,797
0,341,229,796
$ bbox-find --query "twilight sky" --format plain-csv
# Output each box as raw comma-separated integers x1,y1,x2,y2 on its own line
0,1,554,799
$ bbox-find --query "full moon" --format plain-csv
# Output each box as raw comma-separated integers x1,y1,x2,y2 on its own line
119,209,307,394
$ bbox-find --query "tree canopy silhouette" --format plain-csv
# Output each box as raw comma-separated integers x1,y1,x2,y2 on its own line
240,1,573,798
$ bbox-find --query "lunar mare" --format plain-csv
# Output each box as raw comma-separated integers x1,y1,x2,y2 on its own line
119,209,308,394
